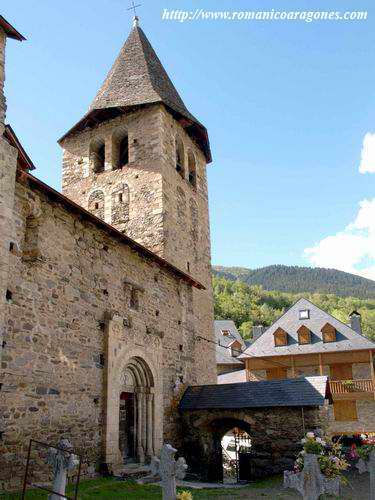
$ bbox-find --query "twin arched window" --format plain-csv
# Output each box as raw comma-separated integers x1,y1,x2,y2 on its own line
175,137,197,188
112,129,129,169
90,138,105,173
89,129,129,173
188,151,196,188
175,137,185,178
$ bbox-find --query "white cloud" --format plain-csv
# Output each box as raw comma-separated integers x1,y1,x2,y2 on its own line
304,198,375,280
359,132,375,174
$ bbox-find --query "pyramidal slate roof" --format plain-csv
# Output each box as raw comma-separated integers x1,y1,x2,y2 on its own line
59,23,211,162
180,376,330,411
240,298,375,359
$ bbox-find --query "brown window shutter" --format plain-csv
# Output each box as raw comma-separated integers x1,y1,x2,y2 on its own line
333,400,358,421
266,367,288,380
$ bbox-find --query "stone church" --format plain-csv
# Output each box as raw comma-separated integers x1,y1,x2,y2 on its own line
0,15,216,487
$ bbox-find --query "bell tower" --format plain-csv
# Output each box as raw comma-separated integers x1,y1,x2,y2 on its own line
59,19,215,384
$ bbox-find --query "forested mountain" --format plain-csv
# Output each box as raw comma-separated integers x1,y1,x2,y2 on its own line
212,265,375,299
213,276,375,341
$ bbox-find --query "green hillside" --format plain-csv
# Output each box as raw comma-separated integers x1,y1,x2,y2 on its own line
213,276,375,341
212,265,375,299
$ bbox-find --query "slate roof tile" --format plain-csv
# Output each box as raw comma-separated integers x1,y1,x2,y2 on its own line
180,376,329,411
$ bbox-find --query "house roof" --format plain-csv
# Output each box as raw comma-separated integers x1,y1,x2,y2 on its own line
4,125,35,171
218,369,247,384
19,171,205,290
58,23,211,162
0,15,25,41
180,376,330,411
214,320,245,366
240,298,375,359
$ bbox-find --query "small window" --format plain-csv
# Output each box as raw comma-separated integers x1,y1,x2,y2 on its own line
321,323,336,343
130,288,139,310
297,325,311,345
299,309,310,320
118,193,123,203
274,327,288,346
221,329,230,336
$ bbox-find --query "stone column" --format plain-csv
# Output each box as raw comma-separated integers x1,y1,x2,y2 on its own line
136,393,145,463
141,392,147,454
103,315,124,467
146,393,154,457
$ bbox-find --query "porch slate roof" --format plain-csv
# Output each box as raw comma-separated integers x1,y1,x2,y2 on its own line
180,376,330,411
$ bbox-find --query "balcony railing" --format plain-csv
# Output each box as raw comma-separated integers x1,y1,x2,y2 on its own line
329,379,374,398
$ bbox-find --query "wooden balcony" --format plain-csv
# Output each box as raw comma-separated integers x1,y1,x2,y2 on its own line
329,379,375,400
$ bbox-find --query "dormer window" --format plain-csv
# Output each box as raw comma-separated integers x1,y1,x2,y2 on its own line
298,325,311,345
229,339,242,357
321,323,336,343
274,327,288,347
221,329,230,337
299,309,310,320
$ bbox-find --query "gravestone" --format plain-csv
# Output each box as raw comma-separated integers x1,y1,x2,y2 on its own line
356,449,375,499
284,453,340,500
150,443,188,500
45,438,79,500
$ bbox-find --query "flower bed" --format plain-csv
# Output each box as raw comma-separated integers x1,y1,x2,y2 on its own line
294,432,349,481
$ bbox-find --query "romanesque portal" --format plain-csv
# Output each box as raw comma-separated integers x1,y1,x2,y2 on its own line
119,357,155,464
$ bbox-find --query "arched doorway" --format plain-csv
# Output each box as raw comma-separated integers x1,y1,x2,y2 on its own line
206,418,253,483
119,357,154,464
222,427,252,483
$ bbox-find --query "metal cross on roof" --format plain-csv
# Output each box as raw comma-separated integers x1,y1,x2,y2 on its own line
127,1,141,17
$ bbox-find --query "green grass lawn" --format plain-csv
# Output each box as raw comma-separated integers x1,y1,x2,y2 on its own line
0,476,284,500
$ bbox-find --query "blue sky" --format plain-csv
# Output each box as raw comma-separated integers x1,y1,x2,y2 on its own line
4,0,375,277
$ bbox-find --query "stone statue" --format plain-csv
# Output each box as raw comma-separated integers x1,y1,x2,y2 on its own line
45,438,79,500
284,453,340,500
150,443,188,500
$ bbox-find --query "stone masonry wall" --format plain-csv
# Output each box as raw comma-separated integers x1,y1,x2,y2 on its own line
60,103,216,386
0,136,18,368
0,177,208,489
181,405,328,481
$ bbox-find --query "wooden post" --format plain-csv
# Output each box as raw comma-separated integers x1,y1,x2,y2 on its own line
318,353,323,376
291,356,296,378
369,350,375,400
246,359,250,381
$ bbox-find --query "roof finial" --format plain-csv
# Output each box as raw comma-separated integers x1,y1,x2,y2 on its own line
127,1,142,27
